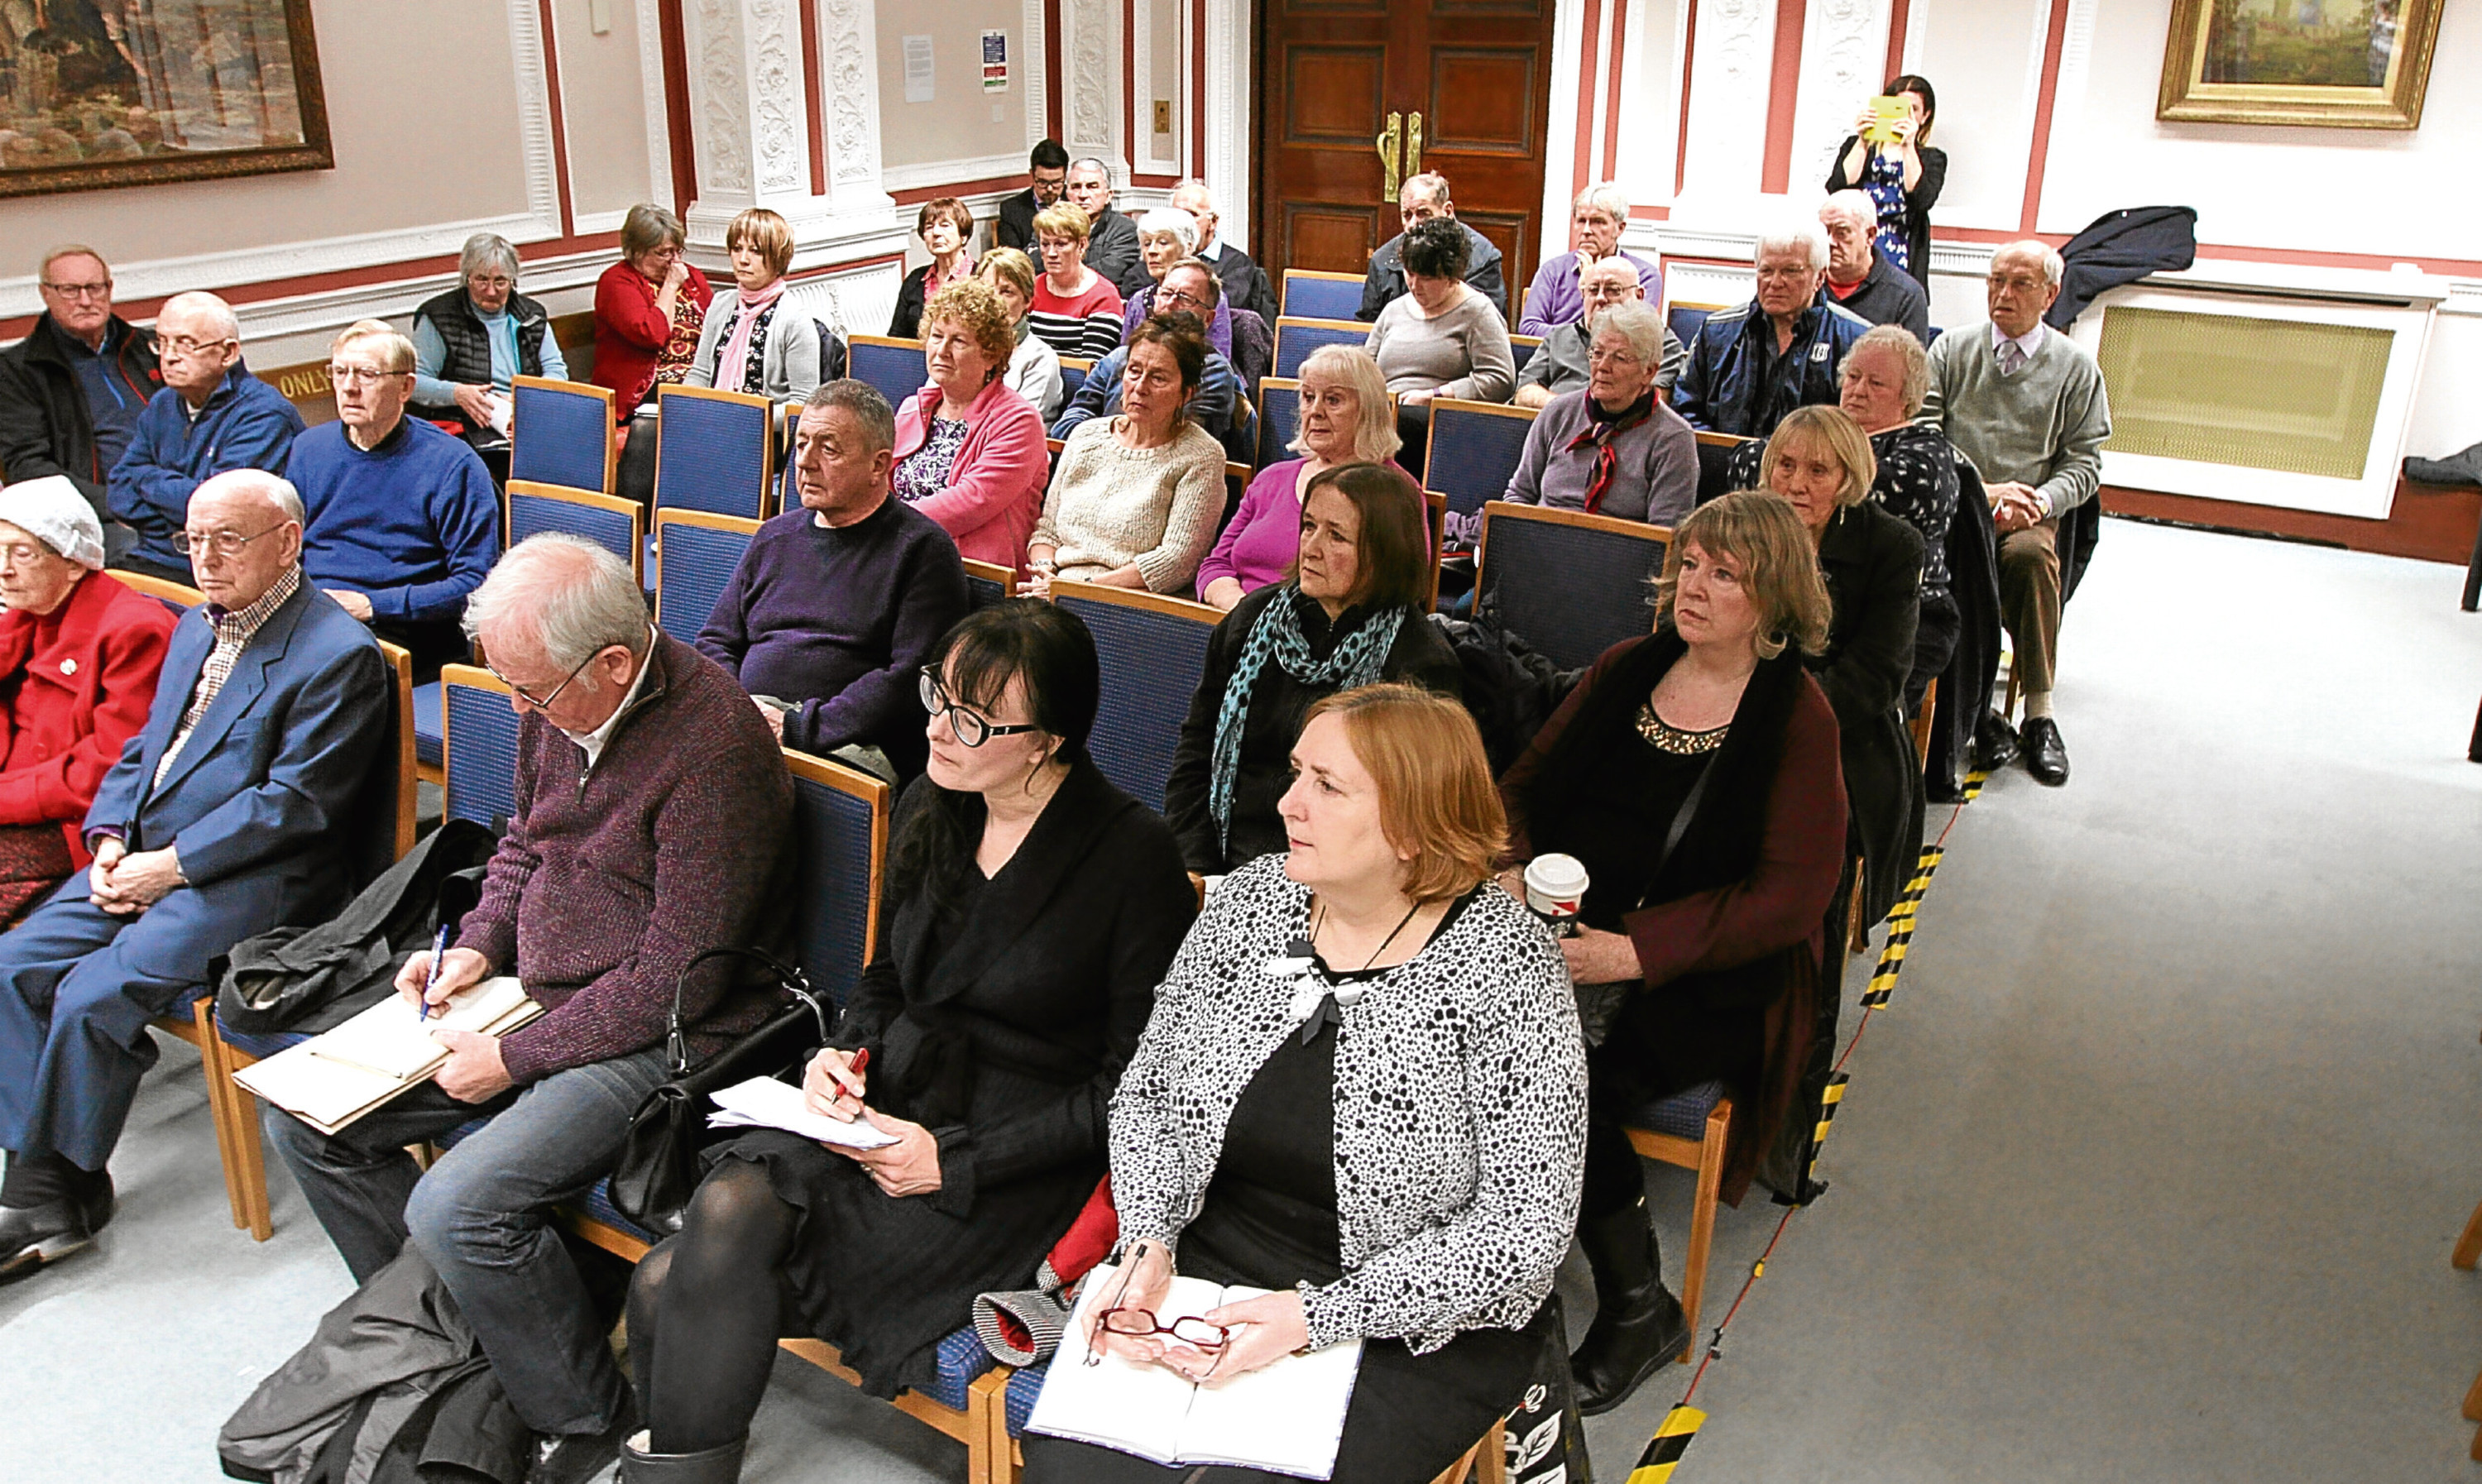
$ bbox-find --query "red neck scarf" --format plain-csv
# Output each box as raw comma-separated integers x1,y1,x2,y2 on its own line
1564,395,1656,514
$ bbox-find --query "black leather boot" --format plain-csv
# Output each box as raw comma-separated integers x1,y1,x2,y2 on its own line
618,1430,746,1483
1569,1203,1690,1415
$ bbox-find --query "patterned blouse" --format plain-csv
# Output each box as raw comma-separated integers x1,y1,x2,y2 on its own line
891,417,970,505
726,299,782,396
651,285,705,389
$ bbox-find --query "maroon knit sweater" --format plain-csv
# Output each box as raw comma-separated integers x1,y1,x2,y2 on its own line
461,632,794,1084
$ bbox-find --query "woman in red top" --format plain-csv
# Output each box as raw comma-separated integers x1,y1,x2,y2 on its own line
0,477,177,925
1027,202,1126,361
597,203,716,508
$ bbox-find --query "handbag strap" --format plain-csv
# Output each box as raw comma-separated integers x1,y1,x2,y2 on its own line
664,946,823,1075
1652,755,1715,884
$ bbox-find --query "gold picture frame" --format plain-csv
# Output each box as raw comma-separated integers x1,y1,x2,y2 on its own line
2157,0,2441,130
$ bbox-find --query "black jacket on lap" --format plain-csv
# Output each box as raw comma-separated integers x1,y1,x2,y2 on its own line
1811,500,1924,922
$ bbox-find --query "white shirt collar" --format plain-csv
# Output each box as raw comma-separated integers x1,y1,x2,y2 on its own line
562,627,658,769
1195,237,1225,261
1991,320,2047,365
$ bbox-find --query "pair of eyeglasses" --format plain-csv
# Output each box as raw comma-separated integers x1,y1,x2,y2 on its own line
171,524,285,558
918,668,1039,748
161,334,237,357
1080,1257,1230,1368
490,648,605,710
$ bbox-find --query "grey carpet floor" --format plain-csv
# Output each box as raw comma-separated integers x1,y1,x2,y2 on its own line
8,518,2480,1482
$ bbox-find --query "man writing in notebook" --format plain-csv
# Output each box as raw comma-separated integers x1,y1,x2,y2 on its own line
261,533,794,1484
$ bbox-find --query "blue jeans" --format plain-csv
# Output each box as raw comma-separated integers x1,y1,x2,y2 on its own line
263,1046,672,1434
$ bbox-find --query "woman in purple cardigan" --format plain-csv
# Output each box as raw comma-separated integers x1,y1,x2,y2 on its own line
1195,345,1400,610
890,280,1051,573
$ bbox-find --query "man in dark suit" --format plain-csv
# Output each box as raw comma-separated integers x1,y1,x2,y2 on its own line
1170,178,1277,330
1065,157,1144,291
995,138,1071,252
0,469,392,1282
1358,172,1507,323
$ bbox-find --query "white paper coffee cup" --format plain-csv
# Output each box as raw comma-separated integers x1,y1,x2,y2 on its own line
1523,854,1589,934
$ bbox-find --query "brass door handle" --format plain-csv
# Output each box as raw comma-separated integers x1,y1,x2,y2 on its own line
1405,111,1423,181
1377,111,1402,199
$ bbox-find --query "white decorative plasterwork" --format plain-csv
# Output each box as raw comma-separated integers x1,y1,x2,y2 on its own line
688,0,753,196
1790,0,1891,199
1201,0,1250,249
748,0,806,197
1061,0,1123,179
1022,0,1051,155
634,0,676,211
504,0,565,229
1675,0,1776,205
815,0,889,208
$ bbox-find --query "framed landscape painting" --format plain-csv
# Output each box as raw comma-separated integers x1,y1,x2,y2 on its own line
2158,0,2441,128
0,0,333,199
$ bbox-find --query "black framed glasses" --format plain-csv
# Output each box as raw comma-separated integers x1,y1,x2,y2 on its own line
918,668,1040,748
172,524,286,558
490,649,604,710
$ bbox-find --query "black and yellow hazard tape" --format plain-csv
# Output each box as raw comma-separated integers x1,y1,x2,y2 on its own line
1625,1405,1706,1484
1804,1071,1850,1185
1859,845,1943,1008
1960,767,1991,802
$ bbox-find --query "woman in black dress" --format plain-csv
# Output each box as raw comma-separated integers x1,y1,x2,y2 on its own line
1165,462,1460,875
620,601,1196,1480
1826,73,1947,290
1024,684,1584,1484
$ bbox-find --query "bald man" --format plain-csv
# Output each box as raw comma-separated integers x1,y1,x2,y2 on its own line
1818,191,1930,342
107,291,305,582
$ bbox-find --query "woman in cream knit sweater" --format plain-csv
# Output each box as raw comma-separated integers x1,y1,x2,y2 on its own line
1023,313,1227,596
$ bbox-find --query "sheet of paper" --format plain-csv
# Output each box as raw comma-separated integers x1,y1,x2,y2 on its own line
1024,1266,1207,1466
903,34,934,103
705,1075,898,1150
1178,1287,1362,1479
308,977,530,1081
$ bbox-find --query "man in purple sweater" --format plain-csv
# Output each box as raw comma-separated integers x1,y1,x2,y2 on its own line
262,533,793,1482
697,380,966,780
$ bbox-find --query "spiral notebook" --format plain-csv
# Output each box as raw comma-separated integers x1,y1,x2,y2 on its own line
1025,1261,1363,1480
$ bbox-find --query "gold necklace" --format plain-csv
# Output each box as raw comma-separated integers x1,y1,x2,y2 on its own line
1635,696,1729,754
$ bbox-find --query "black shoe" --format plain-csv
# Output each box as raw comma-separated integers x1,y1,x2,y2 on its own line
0,1197,96,1285
1974,710,2020,772
618,1430,747,1482
1924,773,1965,805
528,1395,640,1484
1569,1204,1692,1415
74,1170,113,1236
2020,717,2070,786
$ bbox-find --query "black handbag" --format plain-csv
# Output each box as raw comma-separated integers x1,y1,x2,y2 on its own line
608,946,835,1235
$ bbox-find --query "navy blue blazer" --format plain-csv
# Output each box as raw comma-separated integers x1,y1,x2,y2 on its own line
82,578,393,977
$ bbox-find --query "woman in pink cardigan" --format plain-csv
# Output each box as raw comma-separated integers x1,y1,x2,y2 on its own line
889,280,1051,573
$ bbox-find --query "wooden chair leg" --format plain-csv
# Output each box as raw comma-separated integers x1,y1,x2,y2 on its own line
1473,1418,1507,1484
1845,869,1871,954
1678,1103,1730,1362
184,997,251,1233
2463,1360,2482,1423
226,1076,275,1242
2454,1194,2482,1269
2471,1417,2482,1463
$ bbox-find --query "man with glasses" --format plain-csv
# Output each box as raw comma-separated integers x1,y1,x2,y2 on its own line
105,291,306,583
1517,181,1662,337
284,320,499,678
263,531,791,1484
1515,255,1687,409
410,232,569,477
1674,218,1871,439
1921,240,2111,787
1358,173,1507,324
997,137,1073,252
696,381,966,782
0,246,160,542
1050,274,1247,459
0,469,391,1285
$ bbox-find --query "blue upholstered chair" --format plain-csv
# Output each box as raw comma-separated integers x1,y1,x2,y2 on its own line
1665,302,1722,354
848,334,928,411
1057,355,1094,409
785,750,888,1008
1047,581,1218,812
651,510,759,639
509,376,616,494
505,481,644,584
1280,269,1363,321
1510,333,1543,376
1272,316,1368,382
1424,399,1539,524
654,384,775,521
1254,377,1300,470
1473,500,1671,673
440,663,520,831
962,557,1015,611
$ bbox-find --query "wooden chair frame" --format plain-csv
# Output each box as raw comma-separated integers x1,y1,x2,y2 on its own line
438,662,516,832
510,374,618,495
650,508,762,633
961,557,1018,595
1422,490,1448,612
505,481,645,585
107,570,204,609
652,382,779,520
1473,499,1671,580
1278,267,1365,318
1624,1097,1733,1364
1047,577,1223,626
783,747,891,974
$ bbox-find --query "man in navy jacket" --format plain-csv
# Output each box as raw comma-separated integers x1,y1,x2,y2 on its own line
0,469,391,1284
1675,222,1872,439
106,292,305,581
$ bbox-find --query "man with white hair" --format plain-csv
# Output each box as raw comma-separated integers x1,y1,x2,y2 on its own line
106,290,306,582
1359,172,1507,323
1674,218,1871,438
264,533,793,1482
0,469,390,1285
1064,158,1144,293
1170,178,1276,328
1818,190,1930,341
410,232,569,469
0,247,158,539
1514,254,1687,409
1518,181,1661,336
1920,239,2111,787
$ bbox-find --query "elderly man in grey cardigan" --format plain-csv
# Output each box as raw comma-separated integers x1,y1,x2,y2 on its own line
1501,302,1697,528
263,533,793,1483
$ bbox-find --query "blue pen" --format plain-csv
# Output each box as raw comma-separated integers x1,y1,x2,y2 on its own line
418,922,451,1023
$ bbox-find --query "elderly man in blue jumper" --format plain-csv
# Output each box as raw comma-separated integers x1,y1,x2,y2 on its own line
286,320,500,678
105,292,305,582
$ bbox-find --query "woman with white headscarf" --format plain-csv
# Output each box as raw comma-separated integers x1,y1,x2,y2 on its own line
0,477,177,924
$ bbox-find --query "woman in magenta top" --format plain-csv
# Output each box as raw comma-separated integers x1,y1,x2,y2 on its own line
889,280,1050,573
1027,202,1127,360
1197,345,1401,609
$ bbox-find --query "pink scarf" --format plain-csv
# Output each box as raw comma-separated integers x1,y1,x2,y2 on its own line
716,278,789,390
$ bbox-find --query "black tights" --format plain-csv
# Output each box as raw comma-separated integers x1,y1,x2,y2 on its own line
627,1160,801,1453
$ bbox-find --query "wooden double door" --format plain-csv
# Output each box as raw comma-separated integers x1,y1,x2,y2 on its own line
1254,0,1560,304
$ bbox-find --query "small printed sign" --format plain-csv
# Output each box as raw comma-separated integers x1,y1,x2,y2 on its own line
982,29,1010,93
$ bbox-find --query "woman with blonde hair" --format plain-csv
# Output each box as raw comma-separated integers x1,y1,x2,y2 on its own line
688,207,834,412
1195,344,1401,610
889,279,1050,571
1027,203,1125,359
1499,489,1847,1416
1025,683,1584,1484
976,247,1066,419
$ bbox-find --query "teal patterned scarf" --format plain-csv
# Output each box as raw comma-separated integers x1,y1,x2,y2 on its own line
1209,586,1405,852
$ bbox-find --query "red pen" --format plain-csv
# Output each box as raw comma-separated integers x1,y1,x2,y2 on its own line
839,1048,870,1107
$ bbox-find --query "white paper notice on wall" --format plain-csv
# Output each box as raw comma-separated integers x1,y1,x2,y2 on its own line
982,30,1010,93
903,35,935,104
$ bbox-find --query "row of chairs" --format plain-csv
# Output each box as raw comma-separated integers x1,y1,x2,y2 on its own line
506,375,782,521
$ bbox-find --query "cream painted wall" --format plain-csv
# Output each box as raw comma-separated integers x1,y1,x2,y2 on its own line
876,0,1031,174
551,0,659,227
1610,0,1684,210
1898,0,2053,234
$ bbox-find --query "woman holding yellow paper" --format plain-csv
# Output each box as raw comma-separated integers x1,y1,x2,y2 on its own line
1827,74,1947,290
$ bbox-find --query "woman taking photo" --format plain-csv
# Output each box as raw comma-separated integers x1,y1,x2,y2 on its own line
1021,314,1225,597
621,601,1196,1481
1024,684,1584,1484
1027,203,1127,361
1166,463,1459,876
1365,216,1516,473
977,247,1066,421
1195,345,1401,610
1826,74,1946,290
887,197,976,340
889,280,1050,572
688,208,832,413
1500,490,1847,1415
595,203,713,507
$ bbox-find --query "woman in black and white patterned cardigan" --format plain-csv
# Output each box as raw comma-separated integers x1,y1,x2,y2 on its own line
1021,683,1586,1484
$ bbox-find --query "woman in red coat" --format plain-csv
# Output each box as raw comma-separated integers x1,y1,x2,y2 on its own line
0,477,178,925
1499,490,1847,1416
598,203,716,508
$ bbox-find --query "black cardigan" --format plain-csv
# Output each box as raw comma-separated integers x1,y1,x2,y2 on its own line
1813,500,1924,921
1826,139,1948,290
1164,585,1464,874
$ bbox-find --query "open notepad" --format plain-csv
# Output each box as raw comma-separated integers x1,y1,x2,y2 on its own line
1025,1262,1363,1480
232,978,543,1135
